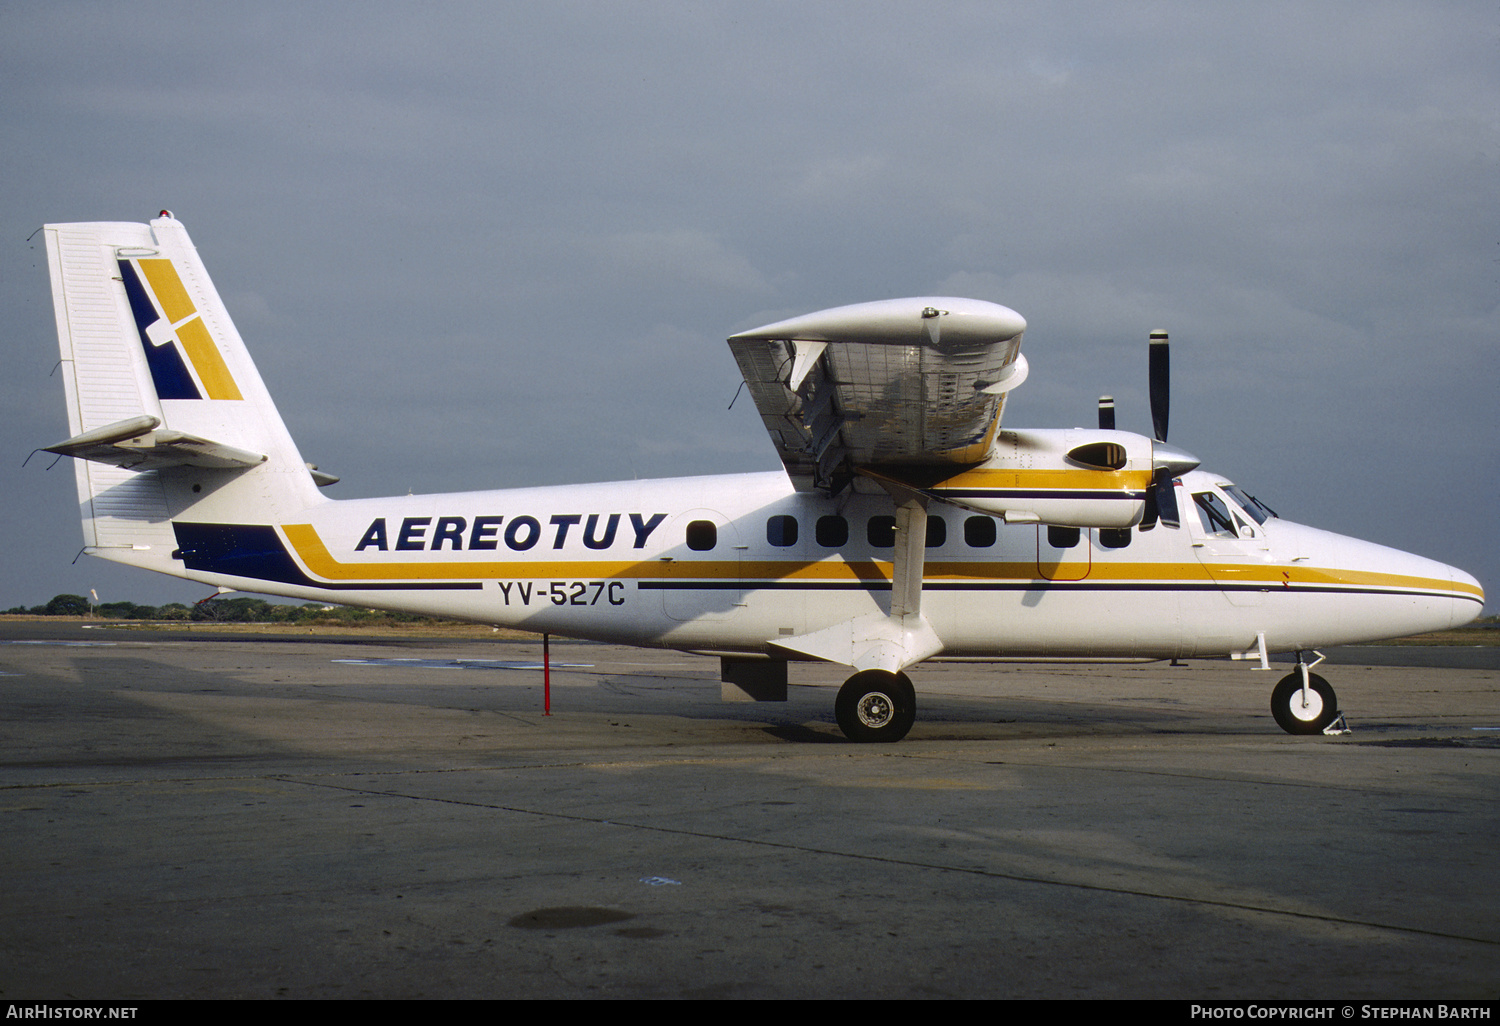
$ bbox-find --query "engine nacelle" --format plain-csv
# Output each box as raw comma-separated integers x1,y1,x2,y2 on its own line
918,429,1155,528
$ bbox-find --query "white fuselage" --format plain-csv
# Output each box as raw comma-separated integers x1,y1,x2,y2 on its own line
147,466,1482,662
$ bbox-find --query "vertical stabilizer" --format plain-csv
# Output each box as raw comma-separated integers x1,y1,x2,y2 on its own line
42,214,326,575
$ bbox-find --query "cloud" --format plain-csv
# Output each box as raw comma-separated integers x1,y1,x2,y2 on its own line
0,1,1493,608
586,229,772,295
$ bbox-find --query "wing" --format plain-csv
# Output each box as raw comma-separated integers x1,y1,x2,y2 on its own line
727,297,1027,493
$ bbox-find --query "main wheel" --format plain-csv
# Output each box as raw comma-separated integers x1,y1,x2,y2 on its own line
1270,671,1338,735
835,670,916,743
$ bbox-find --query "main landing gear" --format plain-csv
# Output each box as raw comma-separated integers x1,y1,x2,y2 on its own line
1270,658,1341,735
836,669,916,743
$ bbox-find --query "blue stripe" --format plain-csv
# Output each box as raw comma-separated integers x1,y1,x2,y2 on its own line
172,523,481,591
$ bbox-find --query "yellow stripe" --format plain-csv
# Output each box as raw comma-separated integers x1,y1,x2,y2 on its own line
930,559,1216,582
1198,562,1485,599
278,525,1479,598
137,258,196,323
930,467,1153,490
174,317,242,401
739,559,892,582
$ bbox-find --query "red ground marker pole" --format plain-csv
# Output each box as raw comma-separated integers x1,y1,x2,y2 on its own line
543,633,551,715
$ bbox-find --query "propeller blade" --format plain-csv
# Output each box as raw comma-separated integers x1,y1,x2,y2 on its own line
1140,480,1159,531
1154,474,1181,529
1097,395,1115,430
1148,330,1169,442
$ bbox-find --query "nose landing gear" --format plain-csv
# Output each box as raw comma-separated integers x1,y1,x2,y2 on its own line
1270,655,1341,735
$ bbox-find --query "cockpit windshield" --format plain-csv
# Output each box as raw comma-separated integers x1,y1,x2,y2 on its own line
1221,485,1277,524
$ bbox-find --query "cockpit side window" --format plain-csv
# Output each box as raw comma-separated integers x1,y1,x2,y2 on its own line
1193,492,1237,536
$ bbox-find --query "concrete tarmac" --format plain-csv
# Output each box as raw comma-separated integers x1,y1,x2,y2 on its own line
0,622,1496,999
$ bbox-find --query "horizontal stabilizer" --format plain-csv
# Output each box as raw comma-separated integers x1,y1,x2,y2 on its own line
44,414,267,471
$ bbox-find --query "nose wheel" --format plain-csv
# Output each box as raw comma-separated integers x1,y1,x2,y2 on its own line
1270,670,1339,735
836,670,916,743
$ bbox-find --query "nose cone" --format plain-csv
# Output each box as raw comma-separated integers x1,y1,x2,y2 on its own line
1272,522,1485,643
1356,543,1485,637
1446,565,1486,628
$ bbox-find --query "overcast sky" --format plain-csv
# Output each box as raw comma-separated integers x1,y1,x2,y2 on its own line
2,1,1495,614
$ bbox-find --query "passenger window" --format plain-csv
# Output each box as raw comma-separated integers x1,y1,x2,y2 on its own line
766,515,798,547
1047,526,1081,549
866,515,945,548
926,516,946,548
1098,528,1131,549
965,515,996,548
816,515,848,547
686,520,717,551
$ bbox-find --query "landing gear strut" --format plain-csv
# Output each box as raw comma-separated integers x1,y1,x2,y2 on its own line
1270,665,1339,735
836,669,916,743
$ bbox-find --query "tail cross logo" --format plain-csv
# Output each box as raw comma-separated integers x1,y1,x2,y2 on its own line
117,257,242,401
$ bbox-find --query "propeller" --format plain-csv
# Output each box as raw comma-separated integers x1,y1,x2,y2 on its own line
1093,331,1198,530
1138,330,1197,530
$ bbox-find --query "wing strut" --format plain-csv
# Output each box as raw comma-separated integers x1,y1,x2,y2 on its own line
767,482,943,673
888,486,928,621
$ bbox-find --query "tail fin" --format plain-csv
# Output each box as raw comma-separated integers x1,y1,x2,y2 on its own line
42,213,326,577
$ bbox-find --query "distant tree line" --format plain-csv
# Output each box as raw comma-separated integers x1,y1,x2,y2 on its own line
4,594,463,626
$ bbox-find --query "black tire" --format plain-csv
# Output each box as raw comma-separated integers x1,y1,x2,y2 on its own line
835,670,916,743
1270,671,1338,735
